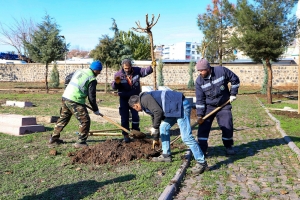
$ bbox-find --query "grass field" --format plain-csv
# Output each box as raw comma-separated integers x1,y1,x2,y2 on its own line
0,82,299,199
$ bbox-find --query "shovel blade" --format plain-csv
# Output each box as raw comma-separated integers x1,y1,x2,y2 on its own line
130,130,146,139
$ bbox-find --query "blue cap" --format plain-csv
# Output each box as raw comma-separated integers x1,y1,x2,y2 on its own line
90,61,102,71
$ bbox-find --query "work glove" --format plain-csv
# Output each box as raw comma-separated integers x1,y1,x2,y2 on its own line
152,139,161,150
150,127,159,138
115,76,121,84
229,96,237,103
93,110,100,115
197,116,204,125
151,60,157,68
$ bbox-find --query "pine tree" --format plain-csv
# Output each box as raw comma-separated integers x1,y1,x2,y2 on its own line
187,61,195,89
24,14,66,93
197,0,236,64
90,18,132,93
119,30,151,60
49,64,60,88
157,58,164,86
231,0,297,103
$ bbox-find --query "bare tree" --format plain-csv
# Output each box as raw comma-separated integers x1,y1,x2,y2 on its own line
0,17,36,61
132,14,160,90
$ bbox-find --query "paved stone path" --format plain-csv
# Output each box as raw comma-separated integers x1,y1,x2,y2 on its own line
173,96,300,200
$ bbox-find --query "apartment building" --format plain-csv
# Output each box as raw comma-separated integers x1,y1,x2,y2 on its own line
160,42,201,60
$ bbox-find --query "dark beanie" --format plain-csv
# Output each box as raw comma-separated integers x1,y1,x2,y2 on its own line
195,59,210,71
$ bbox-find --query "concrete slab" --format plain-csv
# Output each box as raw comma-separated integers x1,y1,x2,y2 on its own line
6,101,33,108
36,116,59,123
0,114,37,126
0,123,45,136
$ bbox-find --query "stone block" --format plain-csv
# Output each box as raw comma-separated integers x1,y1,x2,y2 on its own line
6,101,33,108
36,116,59,123
0,114,37,126
0,123,45,136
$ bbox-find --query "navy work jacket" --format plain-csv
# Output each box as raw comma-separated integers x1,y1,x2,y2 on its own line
195,66,240,117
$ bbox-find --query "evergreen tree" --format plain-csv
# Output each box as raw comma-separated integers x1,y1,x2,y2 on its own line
24,14,66,93
231,0,297,103
90,18,131,93
49,64,60,88
187,61,195,89
157,58,164,86
119,30,151,60
197,0,236,64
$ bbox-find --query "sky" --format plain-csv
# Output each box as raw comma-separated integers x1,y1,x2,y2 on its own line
0,0,234,52
0,0,297,53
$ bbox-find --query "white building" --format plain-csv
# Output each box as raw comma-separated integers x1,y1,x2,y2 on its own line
161,42,201,60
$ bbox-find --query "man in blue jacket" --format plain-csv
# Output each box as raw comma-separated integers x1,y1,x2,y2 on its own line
128,91,209,175
111,59,153,143
195,59,240,155
49,61,103,148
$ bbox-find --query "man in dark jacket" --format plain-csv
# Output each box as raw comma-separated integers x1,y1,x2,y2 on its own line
49,61,102,148
195,58,240,155
111,59,153,143
128,91,209,175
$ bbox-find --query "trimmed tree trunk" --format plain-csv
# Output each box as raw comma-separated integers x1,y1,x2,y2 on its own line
148,32,157,90
266,59,273,104
105,64,108,93
45,63,49,93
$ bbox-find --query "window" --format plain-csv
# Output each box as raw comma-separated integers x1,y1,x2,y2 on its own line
192,51,195,54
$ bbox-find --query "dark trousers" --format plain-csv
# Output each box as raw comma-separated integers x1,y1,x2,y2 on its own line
197,104,233,153
119,97,140,135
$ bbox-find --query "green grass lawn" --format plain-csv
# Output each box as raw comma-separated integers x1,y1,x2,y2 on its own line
0,88,186,200
0,82,299,199
257,95,300,149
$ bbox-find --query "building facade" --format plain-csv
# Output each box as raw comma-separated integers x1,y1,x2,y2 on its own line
160,42,201,60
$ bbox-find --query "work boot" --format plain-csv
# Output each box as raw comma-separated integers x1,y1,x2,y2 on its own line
124,134,131,143
73,142,88,148
226,147,235,155
49,137,64,144
191,161,209,175
152,154,172,162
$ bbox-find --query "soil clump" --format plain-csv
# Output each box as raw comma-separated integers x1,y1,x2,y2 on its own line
70,138,186,165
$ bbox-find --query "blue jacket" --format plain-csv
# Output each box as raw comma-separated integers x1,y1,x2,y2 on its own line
195,66,240,116
111,66,153,98
139,91,184,129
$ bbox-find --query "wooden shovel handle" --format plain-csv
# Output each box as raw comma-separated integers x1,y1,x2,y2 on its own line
85,104,131,135
191,99,230,128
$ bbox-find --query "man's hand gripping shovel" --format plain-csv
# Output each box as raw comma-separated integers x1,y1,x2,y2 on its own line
162,99,231,149
86,105,146,139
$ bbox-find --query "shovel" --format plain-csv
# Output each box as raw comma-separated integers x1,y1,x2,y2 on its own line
166,99,231,148
85,105,146,139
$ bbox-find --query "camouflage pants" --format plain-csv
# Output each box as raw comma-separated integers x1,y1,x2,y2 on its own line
52,100,90,143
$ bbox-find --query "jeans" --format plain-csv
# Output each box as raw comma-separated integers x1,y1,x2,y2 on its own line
160,99,205,163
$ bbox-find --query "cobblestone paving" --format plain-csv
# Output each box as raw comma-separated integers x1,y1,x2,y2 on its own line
174,96,300,200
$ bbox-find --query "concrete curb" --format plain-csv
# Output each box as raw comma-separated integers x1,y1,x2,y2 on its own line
158,150,192,200
256,97,300,162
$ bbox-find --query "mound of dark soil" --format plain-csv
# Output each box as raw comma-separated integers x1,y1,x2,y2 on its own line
271,110,300,118
70,138,186,165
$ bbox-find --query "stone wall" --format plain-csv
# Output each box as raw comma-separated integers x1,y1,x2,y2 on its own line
0,62,298,86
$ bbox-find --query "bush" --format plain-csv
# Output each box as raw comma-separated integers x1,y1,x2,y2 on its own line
157,58,164,86
187,61,195,89
49,64,60,88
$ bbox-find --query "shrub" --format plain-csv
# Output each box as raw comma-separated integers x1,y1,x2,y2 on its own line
49,64,60,88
